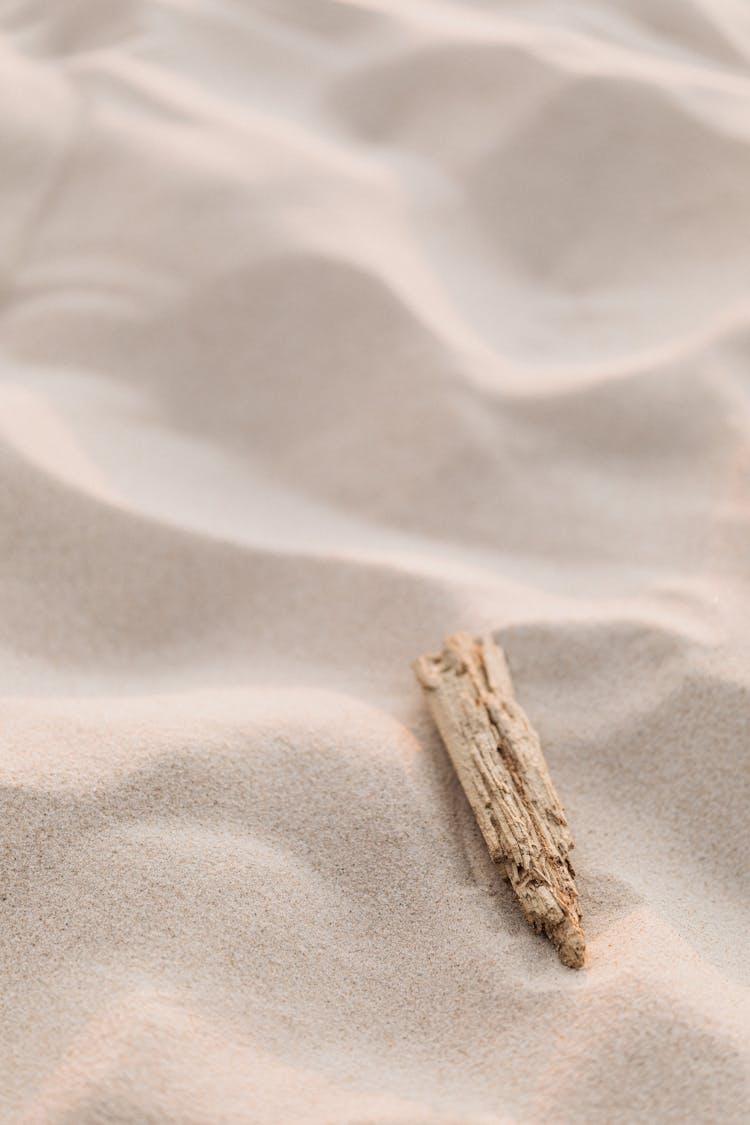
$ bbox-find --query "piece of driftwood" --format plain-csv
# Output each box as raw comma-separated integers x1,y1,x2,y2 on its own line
413,632,586,969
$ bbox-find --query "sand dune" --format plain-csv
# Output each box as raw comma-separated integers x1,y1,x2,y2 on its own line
1,1,749,1122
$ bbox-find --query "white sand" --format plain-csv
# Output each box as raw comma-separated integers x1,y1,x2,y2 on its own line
1,1,749,1121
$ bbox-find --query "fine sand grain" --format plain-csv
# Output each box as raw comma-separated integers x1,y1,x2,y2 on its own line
1,1,749,1122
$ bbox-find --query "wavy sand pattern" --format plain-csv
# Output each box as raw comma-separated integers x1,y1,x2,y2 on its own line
1,1,749,1121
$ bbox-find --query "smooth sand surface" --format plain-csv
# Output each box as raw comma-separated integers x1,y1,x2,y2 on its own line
1,1,749,1121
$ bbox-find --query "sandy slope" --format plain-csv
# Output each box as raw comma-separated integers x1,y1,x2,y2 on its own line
1,0,749,1121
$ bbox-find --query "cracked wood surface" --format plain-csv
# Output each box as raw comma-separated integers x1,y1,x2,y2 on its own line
413,632,586,969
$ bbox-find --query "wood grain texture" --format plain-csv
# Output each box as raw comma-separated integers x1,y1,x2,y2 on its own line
413,632,586,969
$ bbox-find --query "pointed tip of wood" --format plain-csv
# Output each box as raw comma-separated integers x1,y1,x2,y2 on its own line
554,919,587,969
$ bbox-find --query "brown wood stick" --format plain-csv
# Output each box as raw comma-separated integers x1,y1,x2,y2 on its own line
413,632,586,968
